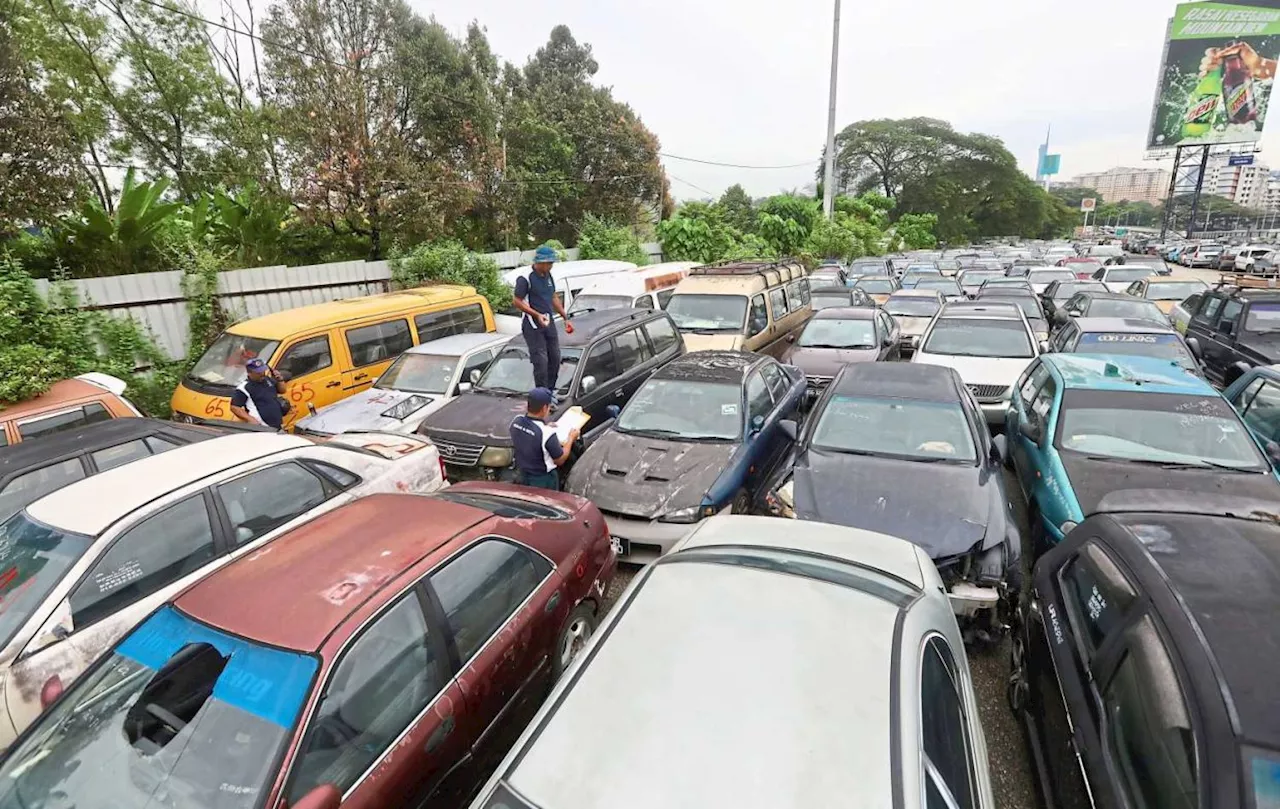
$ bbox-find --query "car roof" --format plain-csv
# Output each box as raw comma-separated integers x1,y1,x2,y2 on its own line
0,377,119,421
1074,291,1134,301
0,419,216,476
227,287,480,340
503,260,639,284
1071,317,1178,334
831,361,964,406
888,289,941,299
404,331,508,355
501,308,661,349
810,285,858,295
174,494,489,652
813,306,875,321
26,433,313,535
653,351,759,383
1043,354,1213,395
938,302,1023,319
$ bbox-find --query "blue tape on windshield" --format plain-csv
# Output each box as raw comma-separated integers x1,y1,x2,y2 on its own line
117,606,317,729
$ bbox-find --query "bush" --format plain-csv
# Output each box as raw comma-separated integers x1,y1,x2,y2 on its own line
575,215,648,265
390,241,509,314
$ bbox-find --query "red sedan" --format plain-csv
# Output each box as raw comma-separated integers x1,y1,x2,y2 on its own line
0,484,615,809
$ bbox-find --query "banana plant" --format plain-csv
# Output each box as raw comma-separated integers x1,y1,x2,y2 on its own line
57,169,183,274
192,182,292,267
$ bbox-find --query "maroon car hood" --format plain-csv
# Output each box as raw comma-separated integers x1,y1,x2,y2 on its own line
782,345,879,376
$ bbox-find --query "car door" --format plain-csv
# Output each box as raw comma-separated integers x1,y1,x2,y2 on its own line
342,318,414,394
1235,374,1280,445
611,326,655,404
283,590,469,809
1186,292,1225,355
577,337,623,431
1202,297,1242,384
427,538,558,777
1009,360,1048,488
274,334,343,428
876,310,901,359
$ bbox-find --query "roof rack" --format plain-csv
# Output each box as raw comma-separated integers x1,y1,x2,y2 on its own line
689,258,801,278
1216,273,1280,290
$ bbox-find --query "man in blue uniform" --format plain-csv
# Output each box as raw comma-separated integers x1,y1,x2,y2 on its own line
230,358,288,429
510,387,580,490
512,246,574,391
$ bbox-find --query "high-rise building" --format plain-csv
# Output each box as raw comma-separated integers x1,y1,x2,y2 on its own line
1070,167,1171,205
1174,155,1273,210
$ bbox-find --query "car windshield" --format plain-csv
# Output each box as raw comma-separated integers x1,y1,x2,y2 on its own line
811,294,854,311
1088,299,1167,321
923,319,1034,358
666,294,747,332
914,279,961,295
798,318,877,349
851,263,887,276
982,296,1042,320
1103,268,1151,283
1028,270,1075,285
0,606,317,809
1052,282,1106,300
1076,333,1196,369
479,347,581,395
375,353,457,394
568,294,631,315
188,333,279,388
1090,246,1123,257
1244,302,1280,333
982,279,1030,290
616,379,741,440
1144,281,1206,300
809,272,843,287
885,297,940,317
1058,390,1264,469
812,395,977,463
855,279,897,294
0,513,93,651
959,271,1004,287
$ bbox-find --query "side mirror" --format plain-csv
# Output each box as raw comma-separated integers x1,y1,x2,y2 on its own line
1017,419,1044,445
606,404,621,420
991,434,1008,464
882,334,893,347
27,600,72,655
306,402,318,417
581,375,597,393
1185,337,1202,360
469,368,482,384
291,785,342,809
779,419,799,442
750,414,765,435
457,382,472,393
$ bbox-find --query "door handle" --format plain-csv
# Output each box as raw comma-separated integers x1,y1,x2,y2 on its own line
325,381,341,388
545,591,562,613
354,373,369,381
425,715,455,754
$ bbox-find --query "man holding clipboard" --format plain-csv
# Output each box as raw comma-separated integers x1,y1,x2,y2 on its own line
510,387,586,490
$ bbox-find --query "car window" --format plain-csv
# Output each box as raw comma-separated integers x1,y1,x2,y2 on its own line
144,435,182,453
1240,378,1280,444
288,592,445,802
17,402,112,441
1064,295,1086,316
460,349,495,388
644,316,680,355
0,458,86,524
582,339,620,387
414,304,488,343
1103,616,1197,809
747,294,768,337
1181,293,1202,313
1218,299,1244,335
69,495,217,628
91,439,151,472
786,280,808,312
1234,376,1266,409
760,362,787,401
1027,377,1056,437
1195,295,1224,324
656,289,675,309
1059,543,1137,655
613,328,652,371
633,294,655,310
921,636,976,809
746,372,773,423
769,287,788,319
345,319,413,368
1017,362,1050,411
431,539,549,662
217,463,330,547
276,335,333,378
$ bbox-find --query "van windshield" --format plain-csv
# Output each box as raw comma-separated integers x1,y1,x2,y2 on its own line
568,295,631,315
0,512,93,650
666,294,747,332
188,333,279,388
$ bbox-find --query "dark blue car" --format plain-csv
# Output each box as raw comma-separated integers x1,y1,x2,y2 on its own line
566,351,805,563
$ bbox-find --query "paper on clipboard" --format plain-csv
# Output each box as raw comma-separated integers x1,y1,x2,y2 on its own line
554,406,591,444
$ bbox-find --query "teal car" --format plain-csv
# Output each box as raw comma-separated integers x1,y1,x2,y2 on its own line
1006,353,1280,554
1223,365,1280,448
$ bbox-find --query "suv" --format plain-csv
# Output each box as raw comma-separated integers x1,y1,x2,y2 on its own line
1184,279,1280,387
665,260,812,357
419,308,685,481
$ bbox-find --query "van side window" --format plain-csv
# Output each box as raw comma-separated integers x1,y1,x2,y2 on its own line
769,288,788,318
415,304,487,343
634,295,655,310
582,339,620,387
1194,295,1224,325
747,295,768,337
656,289,675,309
346,320,412,368
276,335,333,378
1218,299,1244,335
644,317,679,354
786,280,808,312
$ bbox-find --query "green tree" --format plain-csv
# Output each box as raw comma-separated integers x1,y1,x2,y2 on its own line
656,202,737,263
576,215,648,265
892,213,938,249
717,184,755,233
831,117,960,198
52,168,183,276
192,182,293,268
390,240,507,313
756,194,819,256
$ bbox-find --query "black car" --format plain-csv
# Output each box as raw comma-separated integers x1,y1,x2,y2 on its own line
0,418,226,522
1052,290,1167,333
765,362,1020,643
1184,281,1280,387
809,284,873,311
420,308,685,481
1039,279,1107,322
566,351,804,563
1010,496,1280,809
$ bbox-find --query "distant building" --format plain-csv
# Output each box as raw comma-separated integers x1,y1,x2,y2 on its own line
1266,179,1280,213
1174,154,1272,210
1069,167,1171,205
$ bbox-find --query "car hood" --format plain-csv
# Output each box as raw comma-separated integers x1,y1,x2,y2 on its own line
681,333,745,352
566,430,738,519
913,353,1033,386
420,392,550,446
792,450,991,558
1060,453,1280,515
893,316,932,336
296,388,446,435
782,345,879,375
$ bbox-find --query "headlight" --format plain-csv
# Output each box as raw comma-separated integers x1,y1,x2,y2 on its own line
380,395,432,421
658,504,715,523
480,446,514,467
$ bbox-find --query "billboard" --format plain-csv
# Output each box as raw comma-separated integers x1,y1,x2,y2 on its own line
1039,153,1062,176
1146,2,1280,152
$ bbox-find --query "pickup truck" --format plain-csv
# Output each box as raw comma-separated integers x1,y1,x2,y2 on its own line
1184,283,1280,387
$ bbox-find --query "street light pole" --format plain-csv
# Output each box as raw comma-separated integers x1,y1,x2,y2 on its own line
821,0,842,220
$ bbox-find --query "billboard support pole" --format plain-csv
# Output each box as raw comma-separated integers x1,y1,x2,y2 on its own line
1160,145,1185,241
1186,146,1211,239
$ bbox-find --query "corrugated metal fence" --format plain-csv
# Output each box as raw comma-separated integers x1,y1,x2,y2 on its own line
35,243,664,360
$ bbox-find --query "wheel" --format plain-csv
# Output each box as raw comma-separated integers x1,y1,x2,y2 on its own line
730,489,751,515
553,604,597,679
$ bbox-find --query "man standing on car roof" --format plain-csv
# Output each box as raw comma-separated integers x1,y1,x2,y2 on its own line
513,246,574,393
230,358,287,430
510,387,580,490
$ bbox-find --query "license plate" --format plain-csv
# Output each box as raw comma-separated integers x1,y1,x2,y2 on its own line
610,536,629,557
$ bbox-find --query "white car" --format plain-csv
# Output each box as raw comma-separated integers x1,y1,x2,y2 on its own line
1091,265,1156,293
0,431,445,747
912,301,1040,425
469,515,995,809
1025,268,1076,295
293,332,508,437
1236,246,1276,273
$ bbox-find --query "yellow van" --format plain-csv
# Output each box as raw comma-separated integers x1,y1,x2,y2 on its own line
170,286,494,429
664,260,812,357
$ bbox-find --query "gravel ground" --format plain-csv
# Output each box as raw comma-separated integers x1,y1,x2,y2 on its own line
596,466,1038,809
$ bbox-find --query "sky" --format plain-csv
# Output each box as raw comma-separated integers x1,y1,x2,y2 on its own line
423,0,1280,200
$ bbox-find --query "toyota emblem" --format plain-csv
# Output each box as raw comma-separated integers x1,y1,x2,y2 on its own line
441,444,456,456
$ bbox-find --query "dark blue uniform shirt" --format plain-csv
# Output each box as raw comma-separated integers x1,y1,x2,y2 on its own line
514,270,556,325
510,414,563,474
231,377,285,429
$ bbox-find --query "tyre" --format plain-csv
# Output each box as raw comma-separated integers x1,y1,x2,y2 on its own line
553,603,597,679
730,488,751,515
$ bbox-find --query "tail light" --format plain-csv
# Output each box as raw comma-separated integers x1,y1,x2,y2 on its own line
40,674,62,709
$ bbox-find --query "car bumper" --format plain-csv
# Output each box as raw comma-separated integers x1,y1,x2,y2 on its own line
948,582,1001,619
603,514,695,564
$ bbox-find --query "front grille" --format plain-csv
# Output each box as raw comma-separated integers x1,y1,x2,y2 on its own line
807,375,834,389
431,437,484,467
967,384,1008,401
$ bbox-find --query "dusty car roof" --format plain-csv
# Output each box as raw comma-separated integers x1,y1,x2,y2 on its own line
812,306,876,321
652,351,758,383
832,362,963,407
404,331,509,355
502,308,659,349
504,518,914,809
0,377,119,421
888,288,942,299
175,493,488,652
26,433,312,535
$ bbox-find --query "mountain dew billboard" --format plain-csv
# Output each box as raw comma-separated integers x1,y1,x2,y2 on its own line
1146,2,1280,153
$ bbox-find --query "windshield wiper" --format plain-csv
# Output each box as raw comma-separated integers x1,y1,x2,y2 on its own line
1081,454,1254,472
618,427,683,439
803,343,869,350
475,385,521,395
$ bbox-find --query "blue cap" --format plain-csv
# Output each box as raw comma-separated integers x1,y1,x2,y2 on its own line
246,358,268,372
528,387,555,407
533,246,557,264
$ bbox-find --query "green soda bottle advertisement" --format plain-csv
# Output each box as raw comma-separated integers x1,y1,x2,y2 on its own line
1182,66,1224,139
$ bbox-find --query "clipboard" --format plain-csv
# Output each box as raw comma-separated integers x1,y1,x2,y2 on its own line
554,406,591,444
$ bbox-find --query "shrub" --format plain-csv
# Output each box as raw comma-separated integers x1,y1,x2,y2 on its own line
391,240,509,314
575,215,648,265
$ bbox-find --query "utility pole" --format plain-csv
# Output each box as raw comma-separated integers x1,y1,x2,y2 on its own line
821,0,842,220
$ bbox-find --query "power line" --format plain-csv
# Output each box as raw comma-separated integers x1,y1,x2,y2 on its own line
660,153,814,170
669,174,715,197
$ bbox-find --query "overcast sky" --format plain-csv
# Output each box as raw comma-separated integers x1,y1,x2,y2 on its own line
425,0,1279,199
